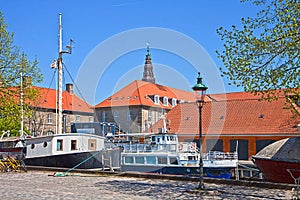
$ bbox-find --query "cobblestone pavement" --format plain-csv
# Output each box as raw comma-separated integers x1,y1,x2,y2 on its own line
0,171,297,200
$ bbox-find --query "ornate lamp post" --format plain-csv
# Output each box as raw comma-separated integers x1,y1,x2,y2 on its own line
192,72,208,190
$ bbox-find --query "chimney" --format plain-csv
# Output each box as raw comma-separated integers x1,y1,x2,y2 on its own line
66,83,73,94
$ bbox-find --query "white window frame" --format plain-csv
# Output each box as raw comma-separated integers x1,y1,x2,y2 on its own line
154,95,160,105
75,115,81,122
163,96,168,106
148,111,152,122
47,113,52,124
172,98,177,107
89,116,94,122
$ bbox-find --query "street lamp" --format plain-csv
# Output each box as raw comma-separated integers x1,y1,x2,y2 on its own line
192,72,208,190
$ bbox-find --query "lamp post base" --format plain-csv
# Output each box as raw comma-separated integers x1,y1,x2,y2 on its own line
198,183,205,190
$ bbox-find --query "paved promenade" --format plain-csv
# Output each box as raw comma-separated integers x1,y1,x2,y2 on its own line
0,171,297,199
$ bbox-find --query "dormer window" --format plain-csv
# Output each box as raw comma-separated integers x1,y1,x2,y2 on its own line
163,96,168,106
154,95,159,105
172,98,177,107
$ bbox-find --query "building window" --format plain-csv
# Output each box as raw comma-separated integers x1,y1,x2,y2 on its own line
47,113,52,124
114,111,119,122
172,98,177,107
148,111,152,123
71,140,77,150
102,112,106,122
127,111,132,121
76,115,80,122
154,95,159,105
89,116,94,122
57,139,63,151
163,96,168,106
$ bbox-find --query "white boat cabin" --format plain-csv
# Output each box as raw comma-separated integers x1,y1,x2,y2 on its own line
25,133,105,158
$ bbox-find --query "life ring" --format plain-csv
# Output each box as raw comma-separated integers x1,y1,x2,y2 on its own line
178,143,183,151
191,143,196,151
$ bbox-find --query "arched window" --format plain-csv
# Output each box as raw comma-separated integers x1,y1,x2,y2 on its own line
154,95,159,105
163,96,168,106
172,98,177,107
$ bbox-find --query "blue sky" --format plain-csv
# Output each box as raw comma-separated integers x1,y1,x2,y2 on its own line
1,0,261,105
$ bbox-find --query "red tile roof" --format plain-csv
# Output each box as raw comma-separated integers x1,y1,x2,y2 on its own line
33,86,93,113
152,92,300,135
95,80,197,108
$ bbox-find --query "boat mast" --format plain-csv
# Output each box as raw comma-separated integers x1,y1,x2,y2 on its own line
20,64,24,138
57,13,63,134
57,13,72,134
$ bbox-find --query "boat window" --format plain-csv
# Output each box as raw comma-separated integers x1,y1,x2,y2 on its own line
162,136,165,141
43,142,47,148
169,157,178,165
151,136,155,142
158,157,167,165
135,157,144,164
157,138,160,143
57,140,63,151
71,140,77,150
167,136,169,141
125,157,133,164
146,156,156,164
31,144,35,149
88,139,96,151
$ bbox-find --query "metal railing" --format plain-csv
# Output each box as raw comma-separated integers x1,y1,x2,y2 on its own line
203,151,238,161
122,143,178,153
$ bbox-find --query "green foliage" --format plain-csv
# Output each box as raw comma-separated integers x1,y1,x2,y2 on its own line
216,0,300,103
0,11,43,136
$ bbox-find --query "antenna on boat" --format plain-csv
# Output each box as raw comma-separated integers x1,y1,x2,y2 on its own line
56,13,73,134
20,63,24,139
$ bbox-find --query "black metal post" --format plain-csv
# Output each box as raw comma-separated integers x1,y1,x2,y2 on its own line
198,102,205,190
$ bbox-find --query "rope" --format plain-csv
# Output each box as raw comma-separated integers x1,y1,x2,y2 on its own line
54,150,102,177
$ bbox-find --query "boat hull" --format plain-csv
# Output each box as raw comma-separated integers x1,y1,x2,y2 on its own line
121,165,234,179
0,147,25,160
25,148,121,170
253,157,300,184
